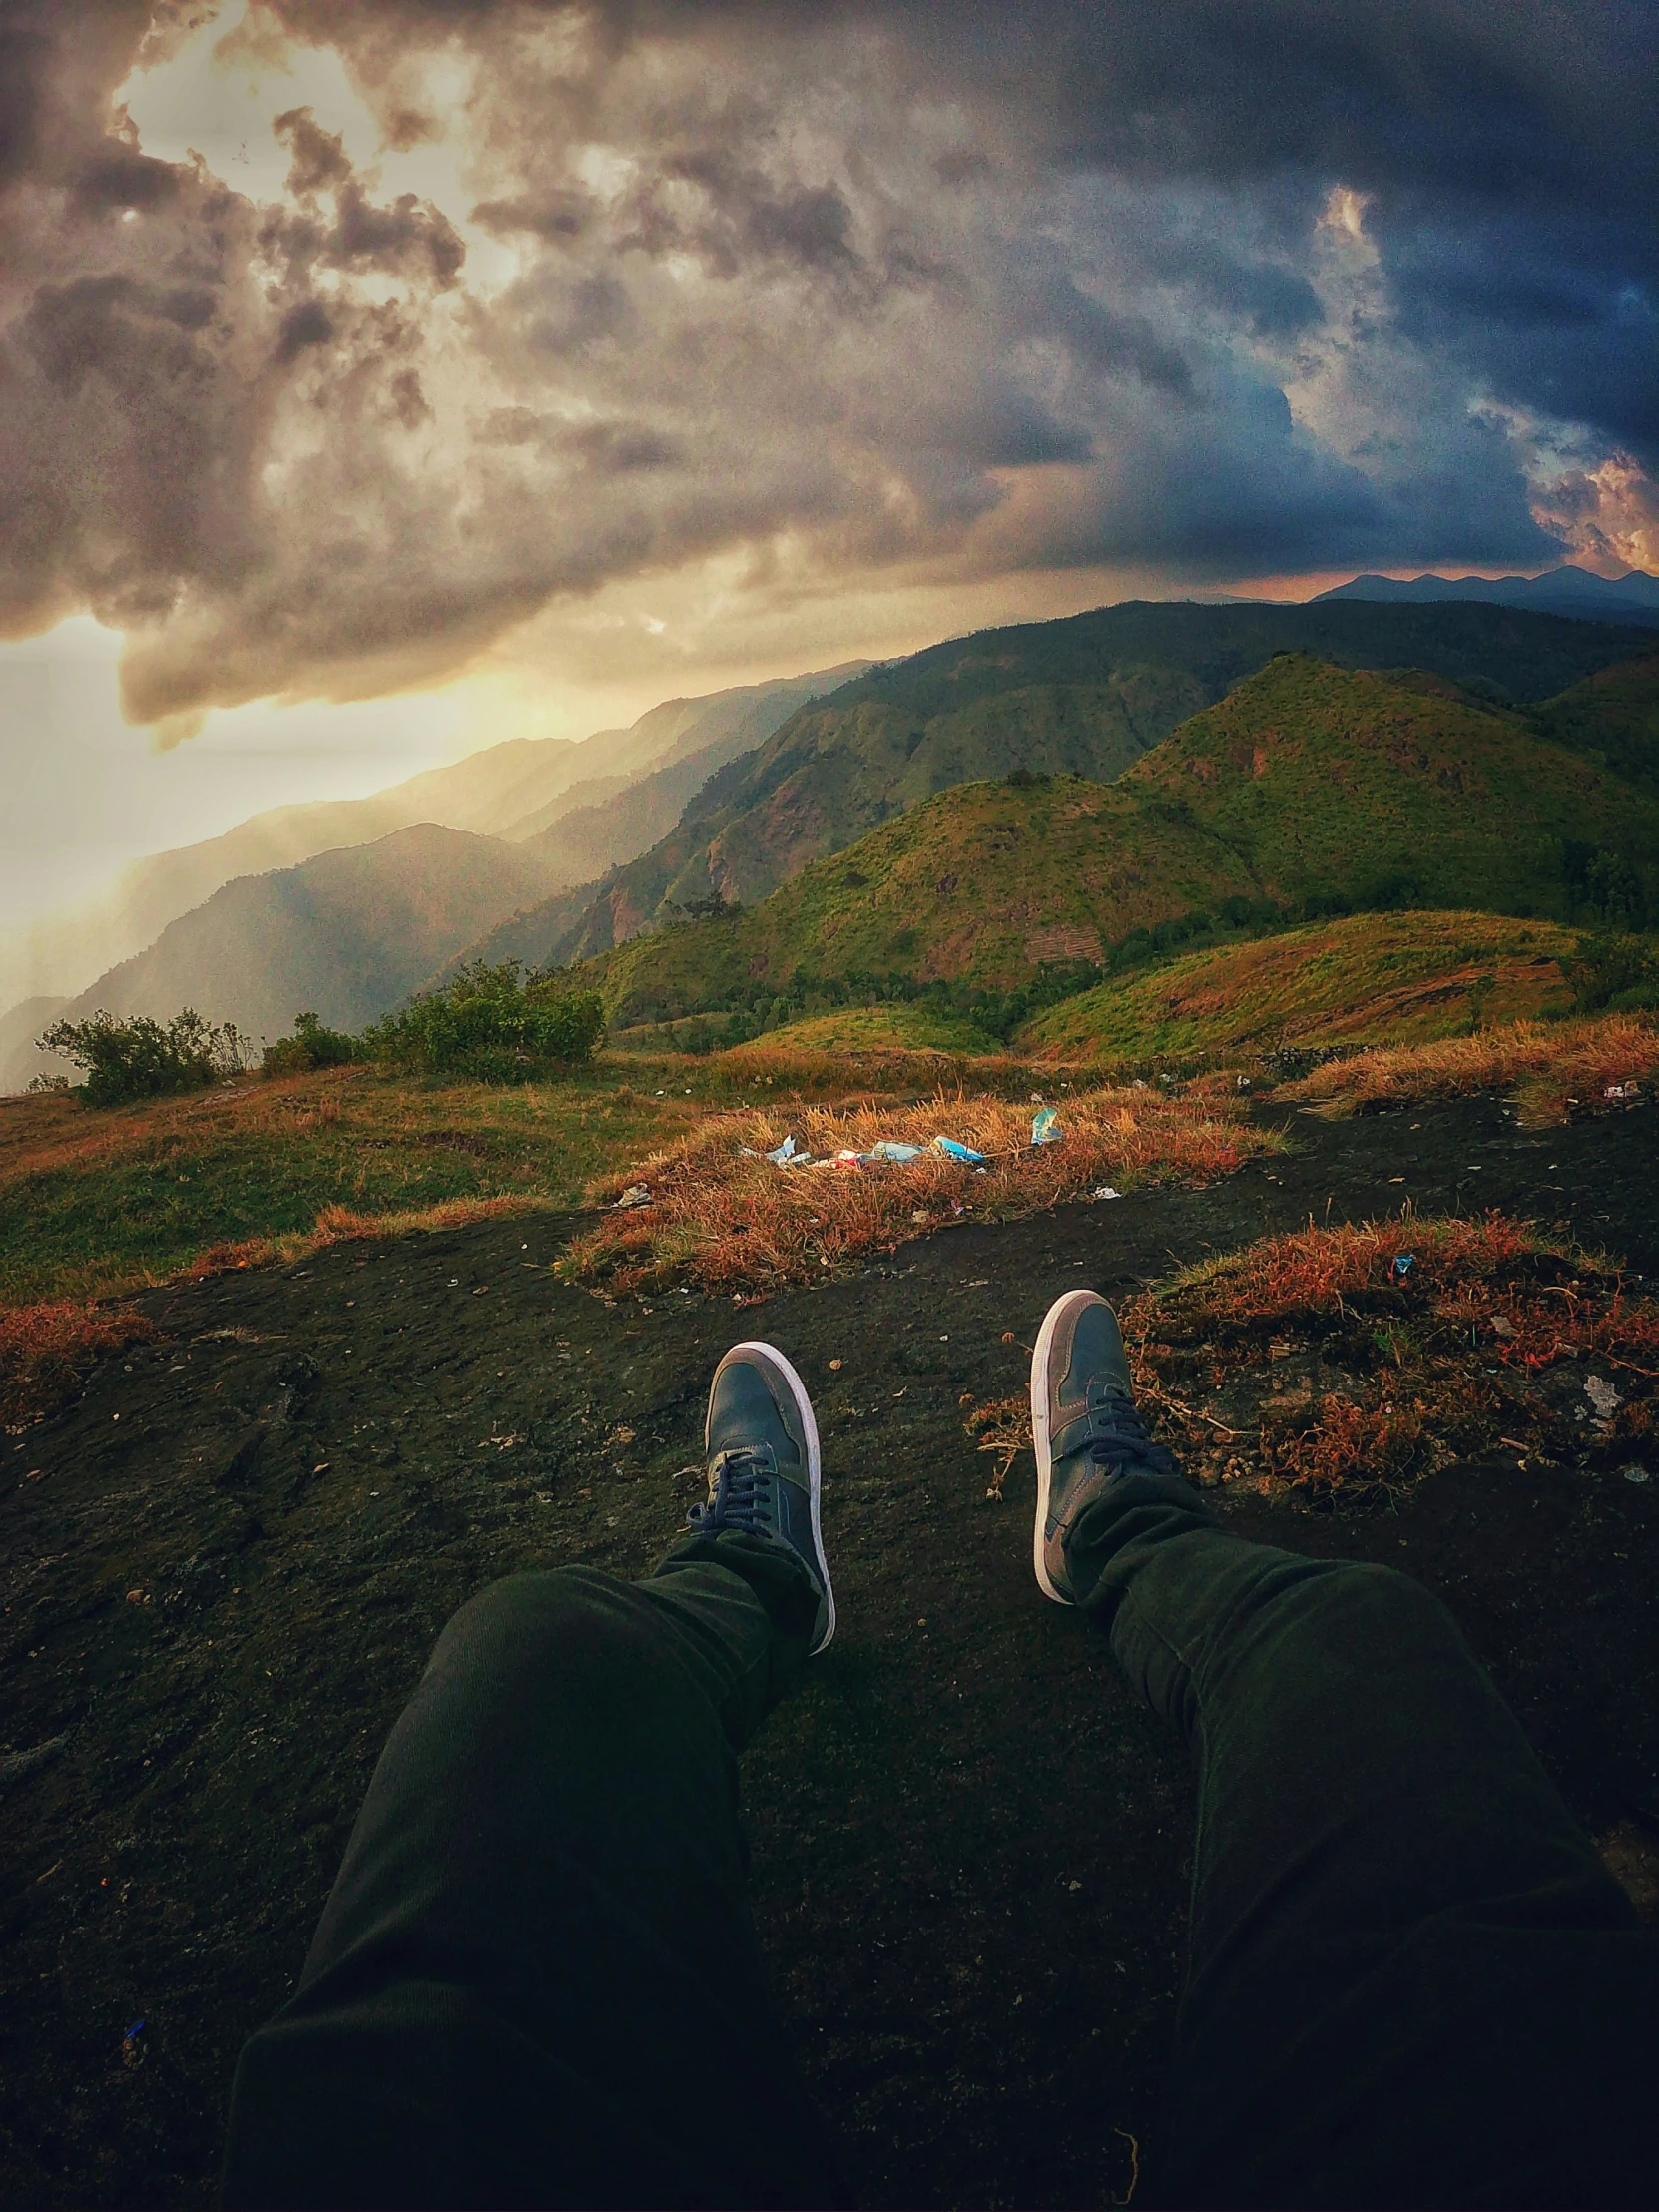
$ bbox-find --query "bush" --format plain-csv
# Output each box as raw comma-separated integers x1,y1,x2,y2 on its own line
262,1011,360,1078
1564,932,1659,1013
38,1009,248,1107
364,960,606,1081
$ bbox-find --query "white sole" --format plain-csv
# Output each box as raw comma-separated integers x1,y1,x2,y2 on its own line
1030,1290,1104,1606
716,1341,835,1653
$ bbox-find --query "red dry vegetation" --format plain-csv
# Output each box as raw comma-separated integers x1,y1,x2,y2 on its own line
567,1082,1280,1295
1,1302,160,1426
960,1212,1657,1508
1125,1212,1657,1500
1278,1012,1659,1126
181,1195,541,1282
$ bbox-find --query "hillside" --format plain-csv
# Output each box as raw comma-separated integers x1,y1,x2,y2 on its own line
1017,912,1577,1061
580,775,1261,1028
570,657,1659,1030
513,599,1657,972
56,826,558,1043
1530,654,1659,800
0,666,862,1023
1124,655,1659,921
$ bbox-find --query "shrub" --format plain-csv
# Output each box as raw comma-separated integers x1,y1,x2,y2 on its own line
1564,932,1659,1013
364,960,606,1081
263,1010,360,1078
38,1008,248,1107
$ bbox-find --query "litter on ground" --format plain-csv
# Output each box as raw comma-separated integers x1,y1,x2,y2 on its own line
1585,1375,1624,1422
613,1185,652,1211
867,1140,924,1163
1031,1109,1062,1146
932,1136,988,1164
1092,1186,1123,1201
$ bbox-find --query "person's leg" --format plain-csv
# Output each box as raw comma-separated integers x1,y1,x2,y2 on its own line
1034,1291,1659,2211
221,1344,844,2212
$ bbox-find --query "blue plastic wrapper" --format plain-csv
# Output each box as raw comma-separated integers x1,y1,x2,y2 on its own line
932,1135,988,1164
1031,1108,1061,1145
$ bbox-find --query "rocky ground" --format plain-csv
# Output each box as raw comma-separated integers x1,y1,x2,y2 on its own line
3,1091,1657,2209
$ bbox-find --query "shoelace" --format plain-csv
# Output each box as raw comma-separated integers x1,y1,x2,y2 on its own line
687,1445,778,1535
1084,1393,1177,1478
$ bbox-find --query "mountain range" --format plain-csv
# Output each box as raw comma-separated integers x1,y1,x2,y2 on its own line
46,826,560,1046
0,663,866,1027
571,651,1659,1032
458,597,1658,976
1314,564,1659,626
6,591,1657,1094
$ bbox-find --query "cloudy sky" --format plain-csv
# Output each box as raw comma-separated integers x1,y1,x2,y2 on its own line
2,0,1656,926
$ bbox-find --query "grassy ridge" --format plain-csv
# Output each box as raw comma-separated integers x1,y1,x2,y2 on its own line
1018,912,1576,1060
1532,652,1659,799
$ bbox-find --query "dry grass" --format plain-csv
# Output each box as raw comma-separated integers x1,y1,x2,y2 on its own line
701,1038,1050,1102
1277,1012,1659,1126
1020,911,1576,1063
958,1211,1658,1508
1,1302,161,1427
178,1194,551,1283
1126,1212,1657,1502
565,1080,1282,1296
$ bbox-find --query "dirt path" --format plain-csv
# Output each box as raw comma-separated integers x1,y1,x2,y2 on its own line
4,1093,1657,2209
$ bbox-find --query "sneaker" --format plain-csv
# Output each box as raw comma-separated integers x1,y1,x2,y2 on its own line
1030,1290,1177,1605
688,1341,835,1653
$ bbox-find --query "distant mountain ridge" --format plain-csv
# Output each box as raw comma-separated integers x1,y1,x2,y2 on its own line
1314,565,1659,626
51,826,562,1045
0,994,70,1095
454,597,1656,980
0,662,866,1025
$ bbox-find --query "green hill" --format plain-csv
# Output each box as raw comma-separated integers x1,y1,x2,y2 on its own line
1530,653,1659,800
1017,912,1577,1061
1124,654,1659,921
478,599,1653,976
571,657,1659,1032
582,775,1260,1029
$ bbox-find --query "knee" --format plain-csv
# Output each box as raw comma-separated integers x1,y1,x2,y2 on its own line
1273,1555,1474,1673
426,1568,656,1696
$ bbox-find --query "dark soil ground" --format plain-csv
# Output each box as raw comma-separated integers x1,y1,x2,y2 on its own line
4,1091,1658,2210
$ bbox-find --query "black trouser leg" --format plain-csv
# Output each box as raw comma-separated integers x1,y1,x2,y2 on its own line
220,1532,844,2211
1066,1473,1659,2209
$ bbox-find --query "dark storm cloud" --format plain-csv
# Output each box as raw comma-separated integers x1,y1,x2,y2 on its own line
0,0,1653,725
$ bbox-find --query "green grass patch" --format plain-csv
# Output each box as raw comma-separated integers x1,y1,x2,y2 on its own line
0,1063,688,1309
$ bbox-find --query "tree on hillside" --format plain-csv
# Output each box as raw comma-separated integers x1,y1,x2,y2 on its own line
39,1009,249,1107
